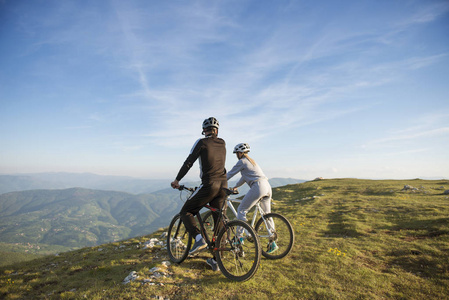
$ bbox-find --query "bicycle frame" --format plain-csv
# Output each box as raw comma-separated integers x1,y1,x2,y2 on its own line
197,204,221,247
226,197,275,240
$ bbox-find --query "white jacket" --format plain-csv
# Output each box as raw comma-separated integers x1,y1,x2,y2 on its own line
227,157,268,188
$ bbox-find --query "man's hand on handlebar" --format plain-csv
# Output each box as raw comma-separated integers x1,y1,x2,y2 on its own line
171,180,180,189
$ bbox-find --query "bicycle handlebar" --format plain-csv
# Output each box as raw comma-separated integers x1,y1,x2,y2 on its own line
178,185,195,192
178,185,238,196
223,187,239,196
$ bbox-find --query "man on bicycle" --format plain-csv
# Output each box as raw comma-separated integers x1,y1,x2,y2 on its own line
171,117,228,270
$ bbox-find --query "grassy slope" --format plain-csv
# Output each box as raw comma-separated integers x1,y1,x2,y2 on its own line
0,251,43,268
0,242,70,267
0,179,448,299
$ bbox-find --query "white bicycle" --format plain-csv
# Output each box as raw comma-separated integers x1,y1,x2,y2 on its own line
202,188,294,259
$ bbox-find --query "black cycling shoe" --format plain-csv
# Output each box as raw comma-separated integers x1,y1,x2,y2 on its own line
206,258,220,271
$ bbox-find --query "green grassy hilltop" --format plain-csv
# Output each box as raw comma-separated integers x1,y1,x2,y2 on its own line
1,179,448,299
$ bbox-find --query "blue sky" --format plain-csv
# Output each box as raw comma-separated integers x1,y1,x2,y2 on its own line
1,0,448,181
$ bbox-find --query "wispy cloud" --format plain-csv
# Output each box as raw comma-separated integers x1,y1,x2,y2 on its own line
67,1,448,153
398,1,449,26
383,148,431,156
367,127,449,146
64,125,92,130
399,126,449,140
406,54,449,70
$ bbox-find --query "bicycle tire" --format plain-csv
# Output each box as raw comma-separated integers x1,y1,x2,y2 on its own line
202,210,215,240
215,220,261,282
167,213,192,264
255,213,294,259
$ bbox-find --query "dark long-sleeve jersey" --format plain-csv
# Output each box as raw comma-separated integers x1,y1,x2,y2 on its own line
176,135,227,183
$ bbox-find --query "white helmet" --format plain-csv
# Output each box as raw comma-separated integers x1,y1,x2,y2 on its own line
233,143,250,153
202,117,219,130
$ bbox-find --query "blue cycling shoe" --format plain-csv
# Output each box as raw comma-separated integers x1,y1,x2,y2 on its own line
189,238,207,255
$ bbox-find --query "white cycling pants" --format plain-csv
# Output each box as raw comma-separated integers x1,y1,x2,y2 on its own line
237,179,274,234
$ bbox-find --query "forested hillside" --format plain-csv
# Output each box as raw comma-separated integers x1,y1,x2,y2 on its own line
0,188,180,258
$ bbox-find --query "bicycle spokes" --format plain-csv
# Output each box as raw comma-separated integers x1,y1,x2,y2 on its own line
255,213,294,259
167,214,192,264
215,220,261,282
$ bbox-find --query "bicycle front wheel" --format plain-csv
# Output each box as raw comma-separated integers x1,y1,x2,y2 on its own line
167,213,192,264
215,220,261,282
255,213,294,259
202,210,215,239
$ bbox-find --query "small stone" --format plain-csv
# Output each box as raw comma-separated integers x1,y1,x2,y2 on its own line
162,261,171,267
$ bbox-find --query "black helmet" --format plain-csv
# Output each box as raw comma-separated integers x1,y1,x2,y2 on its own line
202,117,219,130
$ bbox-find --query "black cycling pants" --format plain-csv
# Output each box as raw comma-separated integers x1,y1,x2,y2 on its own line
180,180,227,238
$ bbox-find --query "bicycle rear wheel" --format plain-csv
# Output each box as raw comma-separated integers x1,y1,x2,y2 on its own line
215,220,261,282
167,213,192,263
255,213,294,259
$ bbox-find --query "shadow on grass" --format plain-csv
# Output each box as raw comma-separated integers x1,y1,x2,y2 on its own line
382,217,449,240
386,249,448,280
380,217,449,279
323,205,364,238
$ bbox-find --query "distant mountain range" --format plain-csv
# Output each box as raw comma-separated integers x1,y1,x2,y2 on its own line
0,172,306,195
0,173,168,195
0,173,306,257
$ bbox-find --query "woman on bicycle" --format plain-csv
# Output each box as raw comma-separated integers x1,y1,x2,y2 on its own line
226,143,278,254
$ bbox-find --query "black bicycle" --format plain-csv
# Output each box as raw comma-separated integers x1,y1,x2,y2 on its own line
203,188,294,259
166,186,262,282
